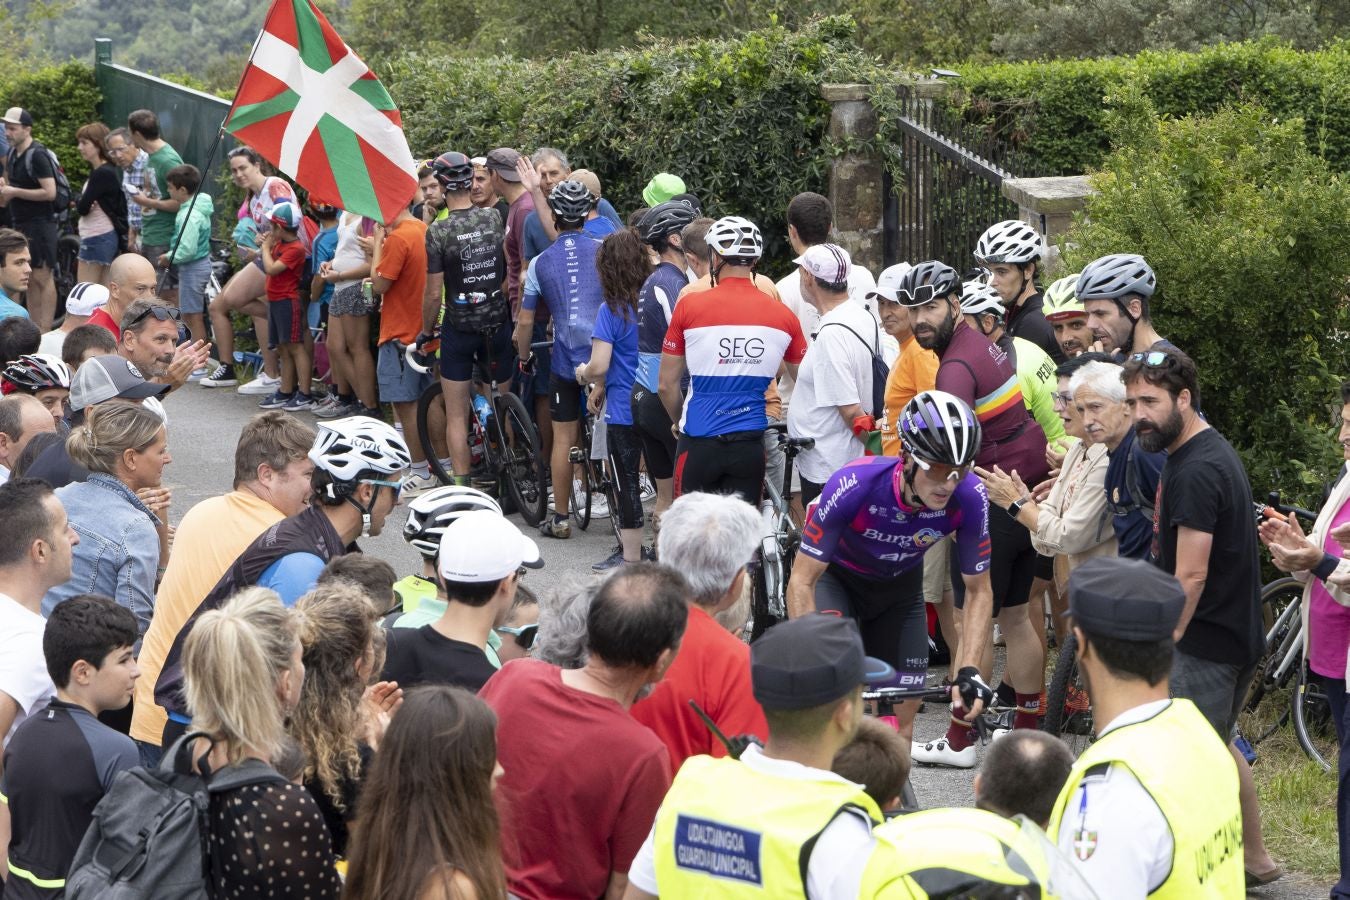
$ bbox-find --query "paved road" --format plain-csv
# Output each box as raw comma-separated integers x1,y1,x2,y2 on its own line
162,382,1333,899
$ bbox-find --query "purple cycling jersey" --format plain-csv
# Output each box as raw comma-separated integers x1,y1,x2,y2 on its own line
799,455,991,581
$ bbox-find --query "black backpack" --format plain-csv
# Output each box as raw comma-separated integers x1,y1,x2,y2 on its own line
821,318,888,416
65,732,286,899
10,141,73,215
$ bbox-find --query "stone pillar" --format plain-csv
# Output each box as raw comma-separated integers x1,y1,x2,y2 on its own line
822,83,883,274
1000,176,1095,275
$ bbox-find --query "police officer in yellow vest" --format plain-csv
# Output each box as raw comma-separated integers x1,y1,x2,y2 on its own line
623,614,895,899
1047,557,1245,898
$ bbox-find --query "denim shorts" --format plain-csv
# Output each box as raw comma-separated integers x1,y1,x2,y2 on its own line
377,340,433,403
175,256,212,314
78,230,118,266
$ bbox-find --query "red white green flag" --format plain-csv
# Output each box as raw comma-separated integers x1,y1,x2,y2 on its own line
225,0,416,224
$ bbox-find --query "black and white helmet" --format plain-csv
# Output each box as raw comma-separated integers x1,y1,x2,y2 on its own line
1076,253,1156,303
705,216,763,261
308,416,412,483
403,486,502,559
974,220,1043,266
547,180,596,222
959,281,1005,320
431,151,473,191
900,390,982,468
2,353,72,393
638,200,698,246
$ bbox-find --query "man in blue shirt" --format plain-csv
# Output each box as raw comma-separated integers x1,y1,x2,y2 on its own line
0,227,33,320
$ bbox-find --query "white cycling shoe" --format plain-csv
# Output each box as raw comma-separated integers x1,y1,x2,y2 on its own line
911,736,976,769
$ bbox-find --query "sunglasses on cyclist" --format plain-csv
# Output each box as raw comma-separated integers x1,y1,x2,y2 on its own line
911,455,972,483
361,478,404,500
496,622,538,651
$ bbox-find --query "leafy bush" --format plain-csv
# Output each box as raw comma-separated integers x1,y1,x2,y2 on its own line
0,61,102,182
381,17,879,270
942,41,1350,176
1064,90,1350,504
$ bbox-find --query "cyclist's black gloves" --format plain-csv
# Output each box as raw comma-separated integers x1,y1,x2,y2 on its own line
726,734,763,760
954,666,994,711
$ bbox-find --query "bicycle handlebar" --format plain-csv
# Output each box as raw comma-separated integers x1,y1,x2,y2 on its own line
1259,491,1317,526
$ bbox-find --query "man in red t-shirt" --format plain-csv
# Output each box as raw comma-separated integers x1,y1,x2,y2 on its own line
631,492,768,769
87,254,159,339
479,563,689,900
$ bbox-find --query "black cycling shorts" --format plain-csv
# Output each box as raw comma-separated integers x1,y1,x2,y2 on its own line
952,503,1035,614
1034,552,1054,582
814,562,928,681
549,374,583,423
440,320,514,383
673,432,764,502
606,423,645,530
631,385,676,481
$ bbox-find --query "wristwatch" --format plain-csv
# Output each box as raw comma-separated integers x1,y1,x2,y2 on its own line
1008,496,1029,517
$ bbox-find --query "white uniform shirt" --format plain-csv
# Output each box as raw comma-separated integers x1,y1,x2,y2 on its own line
627,744,875,897
1053,699,1174,898
0,592,55,746
787,301,878,484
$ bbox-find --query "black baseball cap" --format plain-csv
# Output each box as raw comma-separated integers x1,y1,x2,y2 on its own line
751,615,895,711
1066,557,1185,641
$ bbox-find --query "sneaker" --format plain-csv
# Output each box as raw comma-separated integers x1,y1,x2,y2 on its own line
400,472,439,499
539,515,572,539
639,473,656,502
282,393,315,412
314,398,354,419
992,623,1005,646
187,366,210,382
590,492,611,519
199,363,238,388
353,404,383,419
257,391,293,410
592,547,627,572
911,736,976,768
641,545,657,562
238,372,282,396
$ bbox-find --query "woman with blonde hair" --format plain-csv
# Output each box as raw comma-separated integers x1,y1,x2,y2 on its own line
43,402,170,640
182,586,341,898
291,580,395,857
343,686,506,900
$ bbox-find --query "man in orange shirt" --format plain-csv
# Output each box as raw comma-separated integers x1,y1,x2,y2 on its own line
631,491,768,769
874,264,938,456
371,202,433,493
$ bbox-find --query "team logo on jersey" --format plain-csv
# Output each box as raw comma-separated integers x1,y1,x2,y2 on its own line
1072,829,1098,860
912,527,943,548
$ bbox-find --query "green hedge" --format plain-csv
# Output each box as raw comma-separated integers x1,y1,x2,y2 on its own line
944,41,1350,175
1064,91,1350,505
1,62,102,183
381,17,878,269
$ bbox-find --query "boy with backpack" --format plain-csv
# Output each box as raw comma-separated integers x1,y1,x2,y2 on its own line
159,164,214,372
0,108,70,331
1,595,140,899
257,201,314,411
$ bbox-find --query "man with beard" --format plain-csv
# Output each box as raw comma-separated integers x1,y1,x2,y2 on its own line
1041,274,1093,359
1123,346,1279,885
1076,253,1175,359
117,298,210,391
897,261,1048,767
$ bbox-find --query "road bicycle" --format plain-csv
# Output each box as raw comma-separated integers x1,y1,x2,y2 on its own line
408,331,549,526
565,392,624,545
745,422,814,641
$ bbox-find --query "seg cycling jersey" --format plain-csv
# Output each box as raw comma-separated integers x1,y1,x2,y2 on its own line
800,456,990,581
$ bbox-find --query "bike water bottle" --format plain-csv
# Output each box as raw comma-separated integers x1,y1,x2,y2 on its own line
472,393,492,429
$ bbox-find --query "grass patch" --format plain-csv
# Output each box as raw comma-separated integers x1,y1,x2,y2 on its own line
1252,726,1338,880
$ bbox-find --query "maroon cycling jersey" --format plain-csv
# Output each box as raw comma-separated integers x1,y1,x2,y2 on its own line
936,320,1049,484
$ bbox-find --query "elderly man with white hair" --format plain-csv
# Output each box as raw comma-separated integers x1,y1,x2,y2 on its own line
631,491,769,770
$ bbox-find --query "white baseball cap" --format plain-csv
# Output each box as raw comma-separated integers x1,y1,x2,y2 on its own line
65,282,110,317
870,262,915,304
437,508,542,583
794,243,852,285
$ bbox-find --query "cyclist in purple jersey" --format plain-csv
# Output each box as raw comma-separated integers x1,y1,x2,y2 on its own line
899,261,1049,768
786,391,996,745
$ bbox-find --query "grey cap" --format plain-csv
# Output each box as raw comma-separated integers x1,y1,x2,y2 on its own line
69,355,169,411
484,148,522,181
1066,557,1184,641
751,615,895,711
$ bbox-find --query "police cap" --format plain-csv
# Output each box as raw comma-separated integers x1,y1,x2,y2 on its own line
751,615,895,711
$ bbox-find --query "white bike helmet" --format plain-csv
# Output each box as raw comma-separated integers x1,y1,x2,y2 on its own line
2,353,71,392
705,216,763,261
959,281,1005,320
404,486,502,560
309,415,412,483
974,220,1043,266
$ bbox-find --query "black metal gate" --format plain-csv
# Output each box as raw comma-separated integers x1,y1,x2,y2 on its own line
883,84,1023,271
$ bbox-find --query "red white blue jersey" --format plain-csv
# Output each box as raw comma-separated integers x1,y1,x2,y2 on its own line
662,278,807,437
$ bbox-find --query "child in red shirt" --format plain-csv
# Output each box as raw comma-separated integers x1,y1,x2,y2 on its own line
259,201,313,410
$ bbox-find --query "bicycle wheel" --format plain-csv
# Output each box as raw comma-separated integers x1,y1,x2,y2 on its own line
747,555,782,642
567,427,593,530
600,459,625,544
1043,633,1095,754
54,233,80,321
1239,577,1303,745
415,382,455,486
490,392,547,526
1292,662,1336,773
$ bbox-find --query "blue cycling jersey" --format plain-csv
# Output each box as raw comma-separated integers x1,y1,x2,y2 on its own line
522,231,604,377
800,456,991,580
635,261,689,392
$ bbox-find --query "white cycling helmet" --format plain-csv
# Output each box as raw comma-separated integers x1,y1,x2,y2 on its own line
309,415,412,483
705,216,763,261
959,281,1005,320
2,353,71,392
974,219,1043,266
403,486,502,559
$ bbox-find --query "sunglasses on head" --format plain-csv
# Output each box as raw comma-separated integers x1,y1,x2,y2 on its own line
127,305,182,328
496,622,538,650
1129,350,1174,368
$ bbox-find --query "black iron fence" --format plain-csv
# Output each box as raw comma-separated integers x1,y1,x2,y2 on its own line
883,83,1025,270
